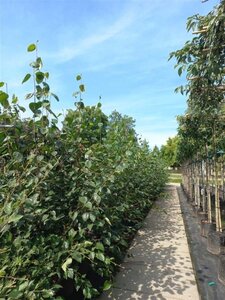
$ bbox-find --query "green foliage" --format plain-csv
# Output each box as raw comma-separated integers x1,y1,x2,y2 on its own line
0,43,168,299
168,171,182,184
22,73,31,84
160,136,180,167
27,43,36,52
170,1,225,163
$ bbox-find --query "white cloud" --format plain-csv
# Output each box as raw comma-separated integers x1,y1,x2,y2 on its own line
48,9,136,63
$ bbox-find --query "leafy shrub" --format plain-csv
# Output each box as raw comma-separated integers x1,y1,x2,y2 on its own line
0,44,168,299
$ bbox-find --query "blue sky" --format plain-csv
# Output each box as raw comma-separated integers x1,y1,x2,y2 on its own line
0,0,219,148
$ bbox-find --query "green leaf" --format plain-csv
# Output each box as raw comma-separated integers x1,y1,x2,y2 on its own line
51,93,59,101
0,82,4,87
13,151,23,162
0,91,9,108
77,101,84,108
27,43,36,52
103,281,112,291
125,150,132,156
42,289,54,298
8,214,23,224
178,67,183,76
43,82,50,93
83,287,92,299
82,212,90,222
85,160,92,168
96,252,105,262
84,241,93,247
36,57,43,69
8,289,23,299
84,201,92,210
79,196,88,204
25,92,34,99
42,100,50,108
35,71,44,84
79,84,85,92
105,217,112,225
89,213,96,222
119,239,128,247
19,281,29,291
0,269,6,276
22,73,31,84
103,238,111,246
30,61,39,68
69,211,78,221
68,228,76,238
76,75,82,81
95,242,104,251
89,251,95,260
12,94,18,104
71,251,82,263
87,223,93,230
29,101,42,113
62,257,72,273
67,268,74,279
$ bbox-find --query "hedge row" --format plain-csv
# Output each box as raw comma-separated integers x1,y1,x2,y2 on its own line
0,46,168,299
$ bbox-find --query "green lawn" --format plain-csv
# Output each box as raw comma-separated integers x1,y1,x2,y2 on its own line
168,171,182,183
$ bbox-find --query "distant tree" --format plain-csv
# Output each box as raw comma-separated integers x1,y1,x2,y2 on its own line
152,145,161,157
160,136,180,168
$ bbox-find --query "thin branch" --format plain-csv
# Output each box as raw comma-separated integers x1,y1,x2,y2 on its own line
193,29,208,34
202,45,225,52
187,76,203,80
0,125,14,128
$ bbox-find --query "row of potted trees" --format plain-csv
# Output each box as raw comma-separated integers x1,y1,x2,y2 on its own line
170,0,225,285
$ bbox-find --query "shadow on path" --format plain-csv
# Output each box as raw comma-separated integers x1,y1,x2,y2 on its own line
99,185,199,300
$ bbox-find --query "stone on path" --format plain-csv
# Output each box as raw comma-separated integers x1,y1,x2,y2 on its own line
99,184,200,300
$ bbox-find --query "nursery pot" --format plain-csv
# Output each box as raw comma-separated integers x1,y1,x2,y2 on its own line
207,231,225,255
218,253,225,286
197,211,207,224
200,220,212,238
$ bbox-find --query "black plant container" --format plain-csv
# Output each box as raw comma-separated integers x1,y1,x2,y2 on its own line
200,220,213,238
218,253,225,285
207,231,225,255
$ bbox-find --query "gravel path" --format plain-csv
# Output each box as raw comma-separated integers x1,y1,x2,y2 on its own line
99,184,199,300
